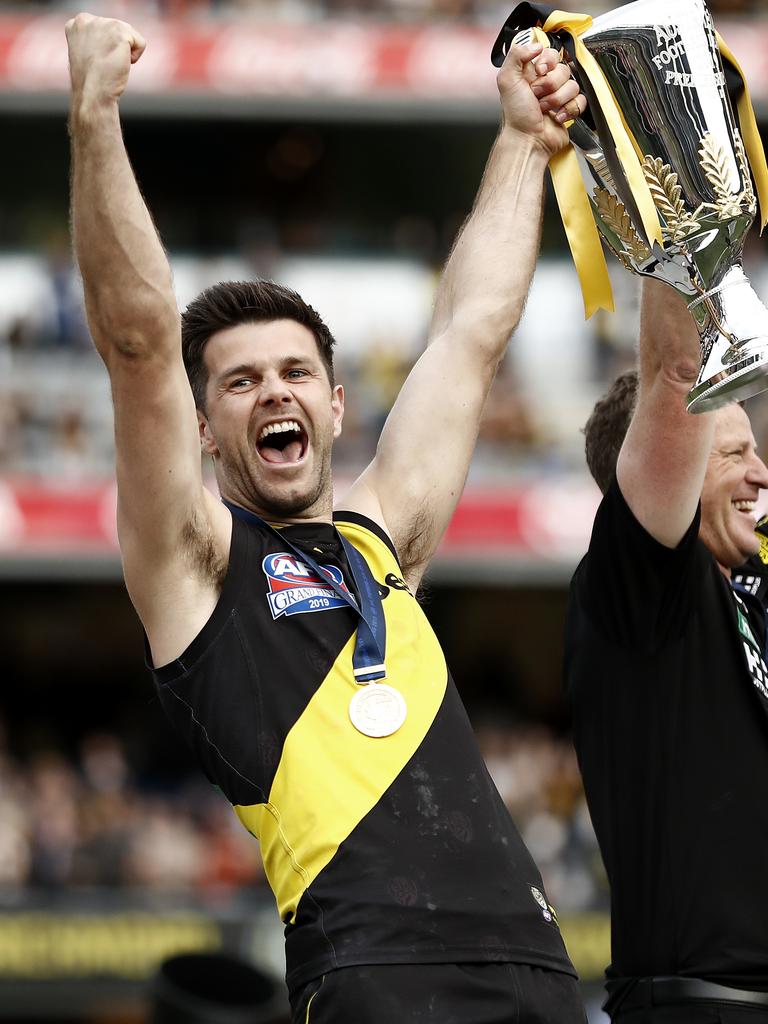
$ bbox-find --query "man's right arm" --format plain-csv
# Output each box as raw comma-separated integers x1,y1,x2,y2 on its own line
67,14,227,661
616,278,714,548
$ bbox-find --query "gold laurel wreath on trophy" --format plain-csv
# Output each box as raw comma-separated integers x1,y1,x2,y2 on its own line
599,129,758,263
593,188,651,267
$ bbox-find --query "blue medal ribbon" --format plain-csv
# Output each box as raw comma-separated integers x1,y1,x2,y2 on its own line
223,499,387,683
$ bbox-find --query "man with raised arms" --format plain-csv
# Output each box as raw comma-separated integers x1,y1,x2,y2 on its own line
67,14,586,1021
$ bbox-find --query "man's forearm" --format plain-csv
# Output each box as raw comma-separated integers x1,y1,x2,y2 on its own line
615,272,713,550
429,127,549,353
70,99,178,359
638,278,701,388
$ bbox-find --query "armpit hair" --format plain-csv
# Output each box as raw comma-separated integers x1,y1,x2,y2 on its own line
180,512,228,588
394,503,435,591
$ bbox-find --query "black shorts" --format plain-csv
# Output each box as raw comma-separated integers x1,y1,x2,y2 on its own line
290,962,585,1024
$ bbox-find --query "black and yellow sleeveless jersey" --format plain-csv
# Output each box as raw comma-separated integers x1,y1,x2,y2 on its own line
151,510,574,993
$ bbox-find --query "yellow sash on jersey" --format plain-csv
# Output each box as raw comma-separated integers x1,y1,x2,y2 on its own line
235,519,448,924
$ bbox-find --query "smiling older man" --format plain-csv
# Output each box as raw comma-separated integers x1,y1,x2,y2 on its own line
566,279,768,1023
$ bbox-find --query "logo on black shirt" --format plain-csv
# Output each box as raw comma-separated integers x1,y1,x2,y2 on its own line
262,552,352,619
530,886,558,925
734,591,768,701
733,573,761,597
385,573,411,593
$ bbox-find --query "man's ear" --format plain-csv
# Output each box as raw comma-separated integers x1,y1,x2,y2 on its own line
199,412,219,457
332,384,345,439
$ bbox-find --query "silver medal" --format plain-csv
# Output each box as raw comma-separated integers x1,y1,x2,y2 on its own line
349,683,407,738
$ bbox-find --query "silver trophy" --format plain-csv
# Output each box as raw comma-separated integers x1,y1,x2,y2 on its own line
495,0,768,412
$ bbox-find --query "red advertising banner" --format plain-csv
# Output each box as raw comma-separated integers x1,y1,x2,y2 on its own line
0,15,763,105
0,477,600,564
0,16,497,100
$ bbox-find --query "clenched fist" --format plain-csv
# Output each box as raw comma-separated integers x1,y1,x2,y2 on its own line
497,41,586,157
66,13,146,106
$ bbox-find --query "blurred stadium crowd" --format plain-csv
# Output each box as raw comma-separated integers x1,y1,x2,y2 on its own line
4,245,767,485
0,720,605,915
0,727,263,895
0,247,546,483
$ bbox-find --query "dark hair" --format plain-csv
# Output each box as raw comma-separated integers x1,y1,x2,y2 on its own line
583,370,638,494
181,280,336,411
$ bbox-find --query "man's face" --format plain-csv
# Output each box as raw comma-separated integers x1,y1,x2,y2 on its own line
700,404,768,571
198,319,344,520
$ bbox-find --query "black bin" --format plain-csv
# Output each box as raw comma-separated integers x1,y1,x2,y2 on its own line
150,952,287,1024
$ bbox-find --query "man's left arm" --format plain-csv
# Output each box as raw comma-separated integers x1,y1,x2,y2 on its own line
342,41,584,587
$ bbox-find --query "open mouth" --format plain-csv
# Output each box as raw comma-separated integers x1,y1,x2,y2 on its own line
256,420,308,466
733,499,757,517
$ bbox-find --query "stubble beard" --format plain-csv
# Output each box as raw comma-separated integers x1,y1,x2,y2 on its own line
257,468,330,518
221,439,334,520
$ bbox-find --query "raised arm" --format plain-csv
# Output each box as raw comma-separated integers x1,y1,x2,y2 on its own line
67,14,227,663
616,278,714,547
342,41,584,586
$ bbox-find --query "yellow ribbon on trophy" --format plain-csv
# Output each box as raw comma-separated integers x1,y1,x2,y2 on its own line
715,31,768,233
548,140,615,317
540,10,665,318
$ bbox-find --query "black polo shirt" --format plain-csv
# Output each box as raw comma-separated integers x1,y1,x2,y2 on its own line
565,478,768,990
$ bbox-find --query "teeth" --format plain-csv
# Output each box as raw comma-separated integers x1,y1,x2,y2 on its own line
733,500,756,512
259,420,301,441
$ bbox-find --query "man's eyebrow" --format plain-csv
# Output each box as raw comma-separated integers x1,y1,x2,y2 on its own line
217,363,258,383
281,354,318,367
718,438,747,451
276,354,322,373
